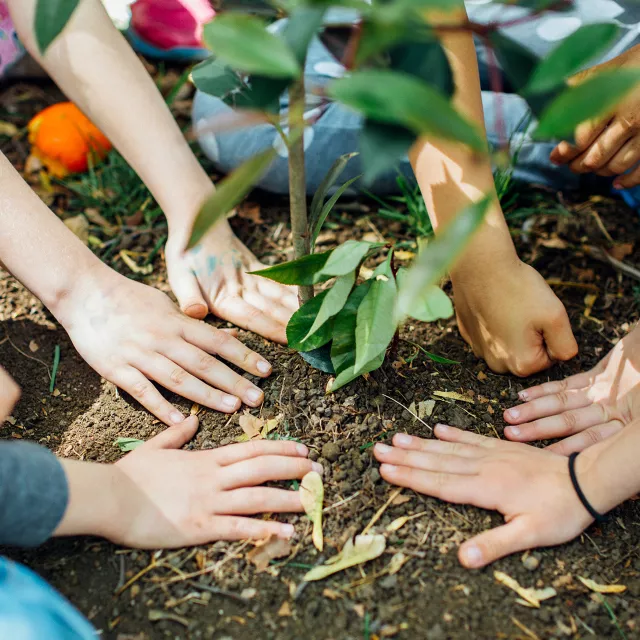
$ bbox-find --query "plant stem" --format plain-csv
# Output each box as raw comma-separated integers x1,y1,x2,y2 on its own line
287,77,314,303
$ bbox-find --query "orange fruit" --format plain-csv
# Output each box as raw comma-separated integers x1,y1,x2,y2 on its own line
28,102,112,178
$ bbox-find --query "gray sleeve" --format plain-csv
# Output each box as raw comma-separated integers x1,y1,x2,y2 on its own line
0,441,69,547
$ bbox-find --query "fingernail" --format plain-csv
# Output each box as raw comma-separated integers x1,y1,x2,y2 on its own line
507,426,520,437
311,462,323,474
280,523,294,538
170,411,185,424
463,545,483,567
246,388,263,405
296,443,308,456
223,394,239,409
395,433,412,446
435,423,449,431
507,408,520,420
381,463,397,473
375,443,391,454
257,360,271,374
518,390,528,401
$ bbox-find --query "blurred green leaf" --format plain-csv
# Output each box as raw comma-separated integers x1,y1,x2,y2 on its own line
252,250,334,286
329,70,484,152
282,7,326,64
396,196,491,320
534,69,640,140
231,75,289,113
288,290,334,351
304,271,356,340
192,58,242,98
204,15,300,78
360,120,416,184
390,40,453,97
355,256,398,373
35,0,80,53
526,24,620,95
487,32,538,94
188,149,275,249
311,176,361,249
114,437,144,452
397,270,453,321
321,240,382,277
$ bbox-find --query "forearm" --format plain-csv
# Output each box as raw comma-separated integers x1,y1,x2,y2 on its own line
410,7,516,271
0,152,110,318
8,0,218,233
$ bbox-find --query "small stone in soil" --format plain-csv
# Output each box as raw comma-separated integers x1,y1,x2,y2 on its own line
322,442,341,462
522,554,540,571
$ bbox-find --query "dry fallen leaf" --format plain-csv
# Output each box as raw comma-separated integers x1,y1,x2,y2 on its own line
418,400,435,418
28,340,39,353
584,293,597,318
300,471,324,551
477,371,488,382
0,121,18,137
238,411,265,441
64,215,90,244
386,516,409,532
261,413,283,439
494,571,556,608
246,535,291,573
238,203,264,224
609,242,634,261
515,587,557,608
387,552,409,575
433,391,474,404
322,588,342,600
277,601,292,617
303,535,386,582
578,576,627,594
119,250,153,275
391,494,412,506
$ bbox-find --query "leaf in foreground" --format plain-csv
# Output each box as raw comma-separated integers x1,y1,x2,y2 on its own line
578,577,627,595
303,535,386,582
35,0,80,53
303,271,355,340
187,149,276,249
114,437,144,452
287,290,333,352
300,471,324,551
247,535,292,573
253,250,333,286
396,269,453,322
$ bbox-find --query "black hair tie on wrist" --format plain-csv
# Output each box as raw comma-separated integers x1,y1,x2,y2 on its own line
568,452,606,522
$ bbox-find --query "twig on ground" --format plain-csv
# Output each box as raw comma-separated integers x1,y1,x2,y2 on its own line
381,394,432,432
361,487,403,535
584,245,640,283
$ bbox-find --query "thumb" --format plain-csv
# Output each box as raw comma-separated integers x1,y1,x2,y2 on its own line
542,309,578,363
145,416,200,450
458,518,531,568
167,260,209,320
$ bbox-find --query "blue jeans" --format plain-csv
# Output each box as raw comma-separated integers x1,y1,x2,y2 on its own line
0,557,96,639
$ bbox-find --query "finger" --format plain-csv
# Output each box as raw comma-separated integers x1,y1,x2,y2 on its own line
113,365,187,425
0,365,20,422
215,487,303,514
374,443,479,475
213,296,287,344
255,277,300,313
183,320,273,378
504,403,606,442
605,137,640,176
514,371,594,404
434,424,498,448
545,420,624,456
144,416,200,450
542,310,578,363
210,439,309,466
379,463,477,504
165,343,264,408
614,162,640,189
390,433,481,458
214,516,295,540
569,120,632,174
458,517,532,568
550,118,609,165
169,264,209,320
133,353,241,413
219,456,322,490
244,289,295,326
502,389,591,424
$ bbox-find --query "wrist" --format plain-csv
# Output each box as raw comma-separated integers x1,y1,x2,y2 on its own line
573,449,618,518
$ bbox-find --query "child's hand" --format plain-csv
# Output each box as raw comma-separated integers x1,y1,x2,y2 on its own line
452,259,577,376
504,323,640,454
373,426,598,568
165,225,299,345
57,416,321,547
57,268,273,424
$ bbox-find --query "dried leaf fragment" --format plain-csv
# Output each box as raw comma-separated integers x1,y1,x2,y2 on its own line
433,391,474,404
114,437,144,452
238,411,264,441
277,601,292,617
28,341,39,353
303,535,386,582
246,535,291,573
494,571,556,608
64,215,90,244
418,400,435,418
578,576,627,594
261,413,283,438
300,471,324,551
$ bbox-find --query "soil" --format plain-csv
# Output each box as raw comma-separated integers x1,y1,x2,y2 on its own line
0,83,639,640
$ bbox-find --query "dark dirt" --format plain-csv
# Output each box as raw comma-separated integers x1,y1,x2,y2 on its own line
1,190,639,640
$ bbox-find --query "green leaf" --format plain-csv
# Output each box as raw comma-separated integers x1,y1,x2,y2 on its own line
390,40,453,97
526,24,620,95
309,153,358,244
397,270,453,322
354,256,398,373
304,271,356,340
534,69,640,140
329,70,484,152
320,240,381,277
187,149,276,249
252,250,334,286
396,196,491,320
360,120,416,184
35,0,80,53
287,290,334,351
282,7,326,65
301,344,335,374
231,75,290,113
203,15,300,79
114,437,144,452
191,58,242,99
311,176,361,249
406,340,459,365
